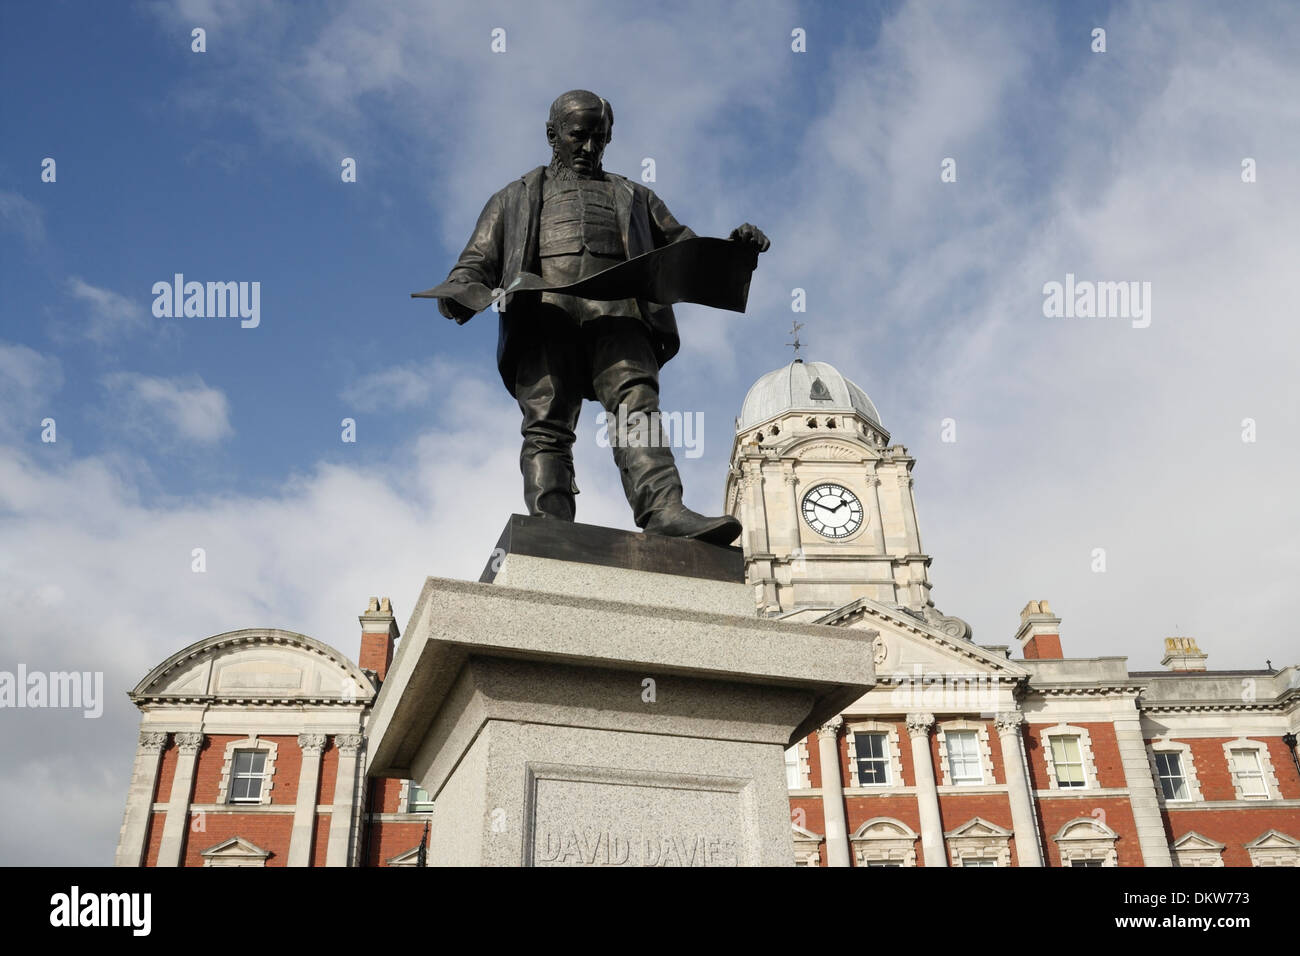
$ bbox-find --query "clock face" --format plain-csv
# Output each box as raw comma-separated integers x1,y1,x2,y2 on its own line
801,483,864,539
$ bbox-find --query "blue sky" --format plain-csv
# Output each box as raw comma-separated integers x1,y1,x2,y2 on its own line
2,0,1299,864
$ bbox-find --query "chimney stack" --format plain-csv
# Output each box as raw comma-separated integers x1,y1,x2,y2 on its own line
358,596,399,682
1161,637,1207,672
1015,600,1063,659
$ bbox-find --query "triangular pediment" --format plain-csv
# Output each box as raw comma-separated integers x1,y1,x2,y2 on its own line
131,628,376,704
1245,830,1300,850
386,845,425,866
200,836,270,861
1173,831,1225,852
817,597,1028,680
792,823,824,841
946,817,1013,839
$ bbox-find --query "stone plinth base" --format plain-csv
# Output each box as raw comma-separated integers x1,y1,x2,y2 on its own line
366,517,874,866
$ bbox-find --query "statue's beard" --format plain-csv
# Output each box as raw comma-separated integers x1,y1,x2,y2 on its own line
549,153,603,180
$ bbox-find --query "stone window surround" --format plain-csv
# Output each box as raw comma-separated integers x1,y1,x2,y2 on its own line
1146,738,1204,804
936,719,993,787
850,817,918,867
845,720,903,788
1221,738,1281,801
945,817,1013,867
792,823,824,867
1053,817,1119,867
1171,831,1226,868
1039,723,1100,791
1244,829,1300,867
216,735,278,806
785,738,811,790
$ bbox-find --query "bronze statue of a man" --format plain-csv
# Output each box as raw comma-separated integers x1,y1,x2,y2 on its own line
432,90,769,546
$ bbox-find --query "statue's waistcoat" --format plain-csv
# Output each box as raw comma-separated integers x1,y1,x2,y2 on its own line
537,174,640,322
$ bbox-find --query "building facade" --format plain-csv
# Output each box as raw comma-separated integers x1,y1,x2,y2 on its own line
114,359,1300,867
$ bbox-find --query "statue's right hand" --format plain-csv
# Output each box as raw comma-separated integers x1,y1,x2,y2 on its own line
438,298,475,324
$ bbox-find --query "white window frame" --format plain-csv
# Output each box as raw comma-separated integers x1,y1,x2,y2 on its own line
1146,739,1203,804
784,739,810,790
936,720,992,787
216,736,278,806
846,721,902,788
792,823,824,867
1039,724,1099,791
1222,739,1279,800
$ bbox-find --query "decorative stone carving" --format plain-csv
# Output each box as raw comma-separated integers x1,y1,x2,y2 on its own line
922,605,972,641
994,711,1025,735
139,731,169,754
298,733,327,754
816,716,843,740
174,732,204,755
335,734,363,756
905,712,935,738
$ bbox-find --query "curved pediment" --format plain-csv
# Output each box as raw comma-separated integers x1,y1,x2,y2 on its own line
789,437,879,463
131,627,375,704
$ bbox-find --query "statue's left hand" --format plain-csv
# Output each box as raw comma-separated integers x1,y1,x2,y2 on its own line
729,223,770,252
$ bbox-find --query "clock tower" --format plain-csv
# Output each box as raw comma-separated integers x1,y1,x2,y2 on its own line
725,359,969,637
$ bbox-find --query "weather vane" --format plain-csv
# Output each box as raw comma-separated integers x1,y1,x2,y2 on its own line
787,320,805,358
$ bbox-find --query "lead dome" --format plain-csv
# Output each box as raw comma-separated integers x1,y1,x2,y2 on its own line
738,359,882,431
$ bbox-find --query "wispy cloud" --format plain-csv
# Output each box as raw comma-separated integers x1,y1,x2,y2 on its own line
0,191,46,246
65,277,150,344
101,372,234,444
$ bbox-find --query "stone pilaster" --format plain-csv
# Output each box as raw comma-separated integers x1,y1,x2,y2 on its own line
816,717,851,867
114,731,169,867
906,712,946,867
1114,712,1174,865
287,733,326,867
864,470,887,552
782,468,803,556
995,712,1042,867
326,734,363,867
156,731,204,867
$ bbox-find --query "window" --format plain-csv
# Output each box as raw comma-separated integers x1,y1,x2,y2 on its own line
960,858,998,867
230,750,267,803
947,731,982,784
784,746,802,789
1229,749,1268,798
1071,859,1104,867
855,733,890,785
1154,752,1189,800
408,782,434,812
1050,735,1087,788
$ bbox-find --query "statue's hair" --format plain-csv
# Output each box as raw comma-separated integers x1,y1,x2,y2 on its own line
547,90,613,136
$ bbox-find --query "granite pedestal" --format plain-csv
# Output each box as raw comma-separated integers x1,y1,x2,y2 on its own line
366,516,875,866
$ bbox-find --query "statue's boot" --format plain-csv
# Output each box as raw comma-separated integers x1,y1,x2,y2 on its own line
521,452,577,521
615,441,741,547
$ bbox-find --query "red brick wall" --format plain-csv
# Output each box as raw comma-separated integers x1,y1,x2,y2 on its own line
318,744,338,804
367,821,429,866
181,813,294,867
154,744,178,804
191,735,302,805
311,814,332,867
1025,722,1125,789
1037,797,1142,866
1164,807,1300,867
143,812,164,866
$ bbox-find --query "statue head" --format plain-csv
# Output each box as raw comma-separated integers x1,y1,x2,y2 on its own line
546,90,613,179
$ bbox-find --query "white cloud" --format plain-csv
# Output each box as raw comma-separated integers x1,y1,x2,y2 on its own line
0,191,45,246
342,363,436,412
101,372,234,445
65,277,150,344
0,341,63,438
